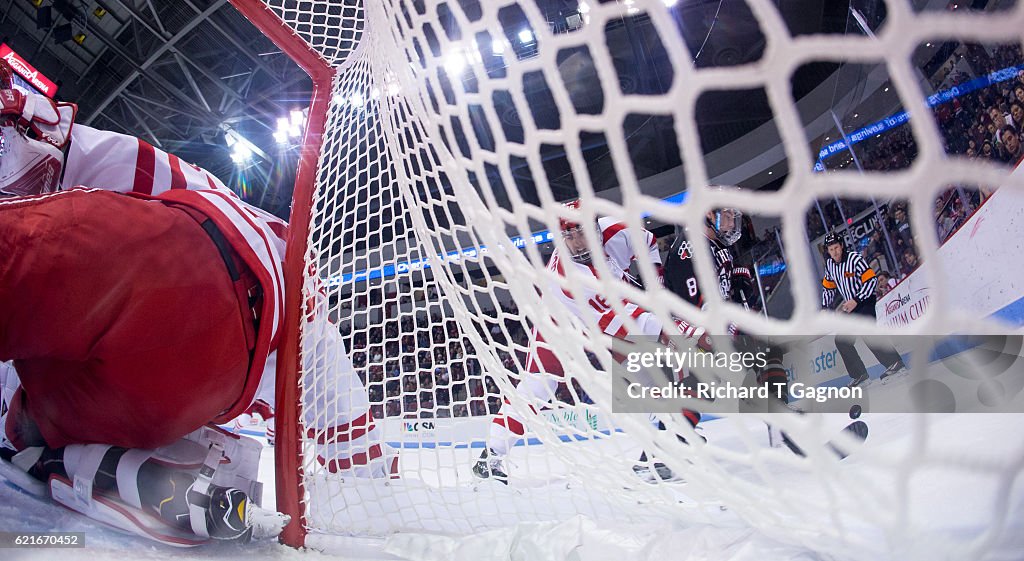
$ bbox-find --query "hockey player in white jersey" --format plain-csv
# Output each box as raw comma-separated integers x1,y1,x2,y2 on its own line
0,63,395,544
473,200,703,483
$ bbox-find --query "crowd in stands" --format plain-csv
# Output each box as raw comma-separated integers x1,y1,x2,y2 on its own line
810,41,1021,299
346,294,577,420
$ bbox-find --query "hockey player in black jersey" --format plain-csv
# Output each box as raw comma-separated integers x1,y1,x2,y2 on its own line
663,202,790,434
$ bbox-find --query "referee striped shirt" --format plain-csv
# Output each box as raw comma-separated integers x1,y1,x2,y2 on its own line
821,251,877,308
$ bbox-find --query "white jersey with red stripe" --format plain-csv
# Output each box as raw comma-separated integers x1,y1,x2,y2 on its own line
597,216,661,282
547,249,663,340
62,124,287,341
489,229,676,456
58,124,394,476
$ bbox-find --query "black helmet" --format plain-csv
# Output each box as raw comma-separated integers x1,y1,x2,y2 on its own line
823,231,844,249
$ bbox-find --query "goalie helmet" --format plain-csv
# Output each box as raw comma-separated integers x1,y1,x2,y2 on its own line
559,198,592,264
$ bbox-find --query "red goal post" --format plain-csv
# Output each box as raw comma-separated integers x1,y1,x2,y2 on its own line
226,0,333,547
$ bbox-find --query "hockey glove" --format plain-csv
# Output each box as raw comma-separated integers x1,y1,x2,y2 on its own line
670,319,714,353
0,88,75,150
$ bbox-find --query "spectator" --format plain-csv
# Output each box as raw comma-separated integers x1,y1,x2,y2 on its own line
901,247,919,278
981,140,995,160
1010,103,1024,130
876,271,897,298
891,206,914,251
999,125,1023,164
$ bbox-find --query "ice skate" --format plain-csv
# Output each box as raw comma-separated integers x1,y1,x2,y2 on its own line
471,447,508,484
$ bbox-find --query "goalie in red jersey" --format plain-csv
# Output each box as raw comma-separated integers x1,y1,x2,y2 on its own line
0,61,395,545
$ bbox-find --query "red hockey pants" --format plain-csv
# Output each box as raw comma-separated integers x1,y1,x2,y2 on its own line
0,189,250,449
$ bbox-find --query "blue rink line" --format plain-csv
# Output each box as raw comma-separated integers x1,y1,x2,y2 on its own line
387,429,620,450
219,425,625,449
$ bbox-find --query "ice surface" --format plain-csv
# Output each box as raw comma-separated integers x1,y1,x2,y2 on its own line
2,413,1023,561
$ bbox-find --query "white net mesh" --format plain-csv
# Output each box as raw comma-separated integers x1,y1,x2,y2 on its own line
240,0,1024,558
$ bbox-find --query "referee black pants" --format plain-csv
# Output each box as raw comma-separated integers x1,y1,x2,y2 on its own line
835,297,904,380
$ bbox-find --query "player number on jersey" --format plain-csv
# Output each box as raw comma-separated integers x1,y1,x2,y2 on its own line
589,295,612,313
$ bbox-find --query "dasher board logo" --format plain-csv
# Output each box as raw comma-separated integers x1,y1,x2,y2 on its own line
886,292,912,315
543,408,599,430
403,421,435,432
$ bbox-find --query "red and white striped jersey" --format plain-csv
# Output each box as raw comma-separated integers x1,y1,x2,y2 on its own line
547,249,663,340
62,125,288,411
597,216,661,281
16,118,390,475
62,124,287,343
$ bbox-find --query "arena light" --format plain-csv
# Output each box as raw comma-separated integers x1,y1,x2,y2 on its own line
275,117,289,144
224,128,256,165
444,49,468,75
576,1,591,25
230,143,253,164
289,108,305,137
518,29,534,43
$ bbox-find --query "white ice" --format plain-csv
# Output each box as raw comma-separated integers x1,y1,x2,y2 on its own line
2,411,1023,561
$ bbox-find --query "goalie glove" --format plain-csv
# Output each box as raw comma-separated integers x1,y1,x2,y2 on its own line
0,89,76,197
0,87,75,150
0,61,76,198
0,124,65,196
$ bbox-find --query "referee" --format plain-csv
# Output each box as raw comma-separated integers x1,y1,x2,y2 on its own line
821,232,907,387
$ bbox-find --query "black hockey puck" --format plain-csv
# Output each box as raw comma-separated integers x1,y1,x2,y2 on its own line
849,404,862,419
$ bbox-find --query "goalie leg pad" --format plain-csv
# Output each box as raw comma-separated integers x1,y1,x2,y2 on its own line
190,425,264,505
48,474,208,547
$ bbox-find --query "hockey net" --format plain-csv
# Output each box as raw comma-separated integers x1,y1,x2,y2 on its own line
231,0,1024,558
